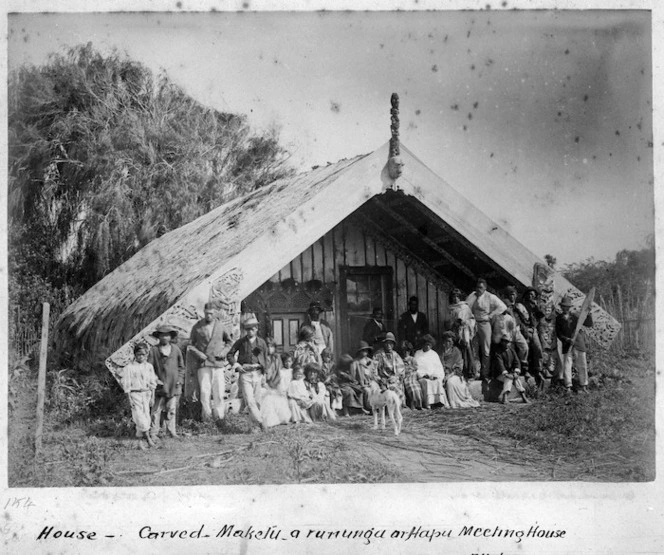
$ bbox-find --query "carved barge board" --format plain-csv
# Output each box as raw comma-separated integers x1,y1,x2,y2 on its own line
532,263,621,349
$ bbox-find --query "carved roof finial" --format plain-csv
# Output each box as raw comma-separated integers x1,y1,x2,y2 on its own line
389,93,400,158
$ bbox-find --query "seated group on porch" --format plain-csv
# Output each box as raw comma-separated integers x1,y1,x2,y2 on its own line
133,282,592,442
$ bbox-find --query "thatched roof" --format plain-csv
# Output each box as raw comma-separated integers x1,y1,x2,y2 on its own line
56,154,368,355
58,141,621,364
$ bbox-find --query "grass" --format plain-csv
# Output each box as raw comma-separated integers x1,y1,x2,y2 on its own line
8,349,655,486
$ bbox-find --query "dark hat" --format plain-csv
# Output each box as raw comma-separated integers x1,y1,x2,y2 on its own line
152,325,178,338
204,301,218,311
308,301,323,312
383,332,397,344
504,285,517,295
524,286,539,298
355,340,373,357
560,295,574,307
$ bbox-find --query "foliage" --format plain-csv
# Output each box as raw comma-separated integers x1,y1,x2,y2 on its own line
9,43,294,335
562,244,655,320
46,366,127,424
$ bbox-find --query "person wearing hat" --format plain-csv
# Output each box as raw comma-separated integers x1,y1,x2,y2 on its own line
491,332,529,404
372,332,406,403
148,325,186,439
351,341,376,413
227,316,268,429
516,287,546,381
466,279,507,380
555,294,594,393
304,301,334,355
362,307,386,351
397,296,429,349
414,334,449,408
188,302,233,422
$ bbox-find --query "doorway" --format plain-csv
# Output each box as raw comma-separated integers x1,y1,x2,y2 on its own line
339,266,393,356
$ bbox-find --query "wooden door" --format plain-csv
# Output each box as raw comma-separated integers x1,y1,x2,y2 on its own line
339,266,394,356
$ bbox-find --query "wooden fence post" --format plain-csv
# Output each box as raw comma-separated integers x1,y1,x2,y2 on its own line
35,302,50,455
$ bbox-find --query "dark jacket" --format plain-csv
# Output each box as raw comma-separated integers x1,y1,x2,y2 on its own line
491,343,521,378
228,335,268,370
189,319,232,368
362,319,385,348
148,344,185,397
397,311,429,347
556,312,594,353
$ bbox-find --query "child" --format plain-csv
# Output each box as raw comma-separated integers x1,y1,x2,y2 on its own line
118,343,158,449
304,364,337,421
287,364,313,423
280,352,294,391
259,339,291,428
320,348,342,411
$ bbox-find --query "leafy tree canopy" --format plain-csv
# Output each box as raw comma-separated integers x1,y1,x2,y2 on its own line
9,43,294,301
562,241,655,319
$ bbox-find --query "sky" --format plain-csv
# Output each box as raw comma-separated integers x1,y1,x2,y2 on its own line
7,8,655,267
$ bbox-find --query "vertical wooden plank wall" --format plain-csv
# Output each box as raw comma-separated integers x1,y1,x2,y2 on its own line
260,220,450,351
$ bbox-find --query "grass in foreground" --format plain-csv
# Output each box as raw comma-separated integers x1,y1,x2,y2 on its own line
8,350,655,486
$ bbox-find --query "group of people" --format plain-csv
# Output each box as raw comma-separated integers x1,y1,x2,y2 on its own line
118,283,593,449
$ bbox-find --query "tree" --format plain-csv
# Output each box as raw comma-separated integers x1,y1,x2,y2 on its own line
562,244,655,321
9,44,294,322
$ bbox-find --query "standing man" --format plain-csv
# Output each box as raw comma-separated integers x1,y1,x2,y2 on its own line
362,307,386,350
498,286,530,376
305,301,334,355
227,317,268,430
516,287,545,381
148,325,186,439
188,302,233,423
397,296,429,348
555,295,593,394
466,279,507,380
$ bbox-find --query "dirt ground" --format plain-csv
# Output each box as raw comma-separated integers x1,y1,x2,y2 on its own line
9,351,654,487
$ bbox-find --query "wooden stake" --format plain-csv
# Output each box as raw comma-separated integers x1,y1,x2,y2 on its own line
35,302,50,455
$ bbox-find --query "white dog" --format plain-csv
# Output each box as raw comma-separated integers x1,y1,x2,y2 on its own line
368,380,403,436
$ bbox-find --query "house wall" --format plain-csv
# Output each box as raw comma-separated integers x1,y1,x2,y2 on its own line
250,219,452,358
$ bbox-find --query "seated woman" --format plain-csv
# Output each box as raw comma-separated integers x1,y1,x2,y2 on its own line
350,341,375,413
335,354,368,416
442,332,480,409
304,363,337,421
287,364,313,423
260,338,292,428
399,341,427,410
320,348,342,411
414,334,450,408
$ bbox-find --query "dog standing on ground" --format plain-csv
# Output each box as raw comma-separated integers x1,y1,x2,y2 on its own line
368,380,403,436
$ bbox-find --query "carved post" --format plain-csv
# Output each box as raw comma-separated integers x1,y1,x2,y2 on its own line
387,93,405,181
